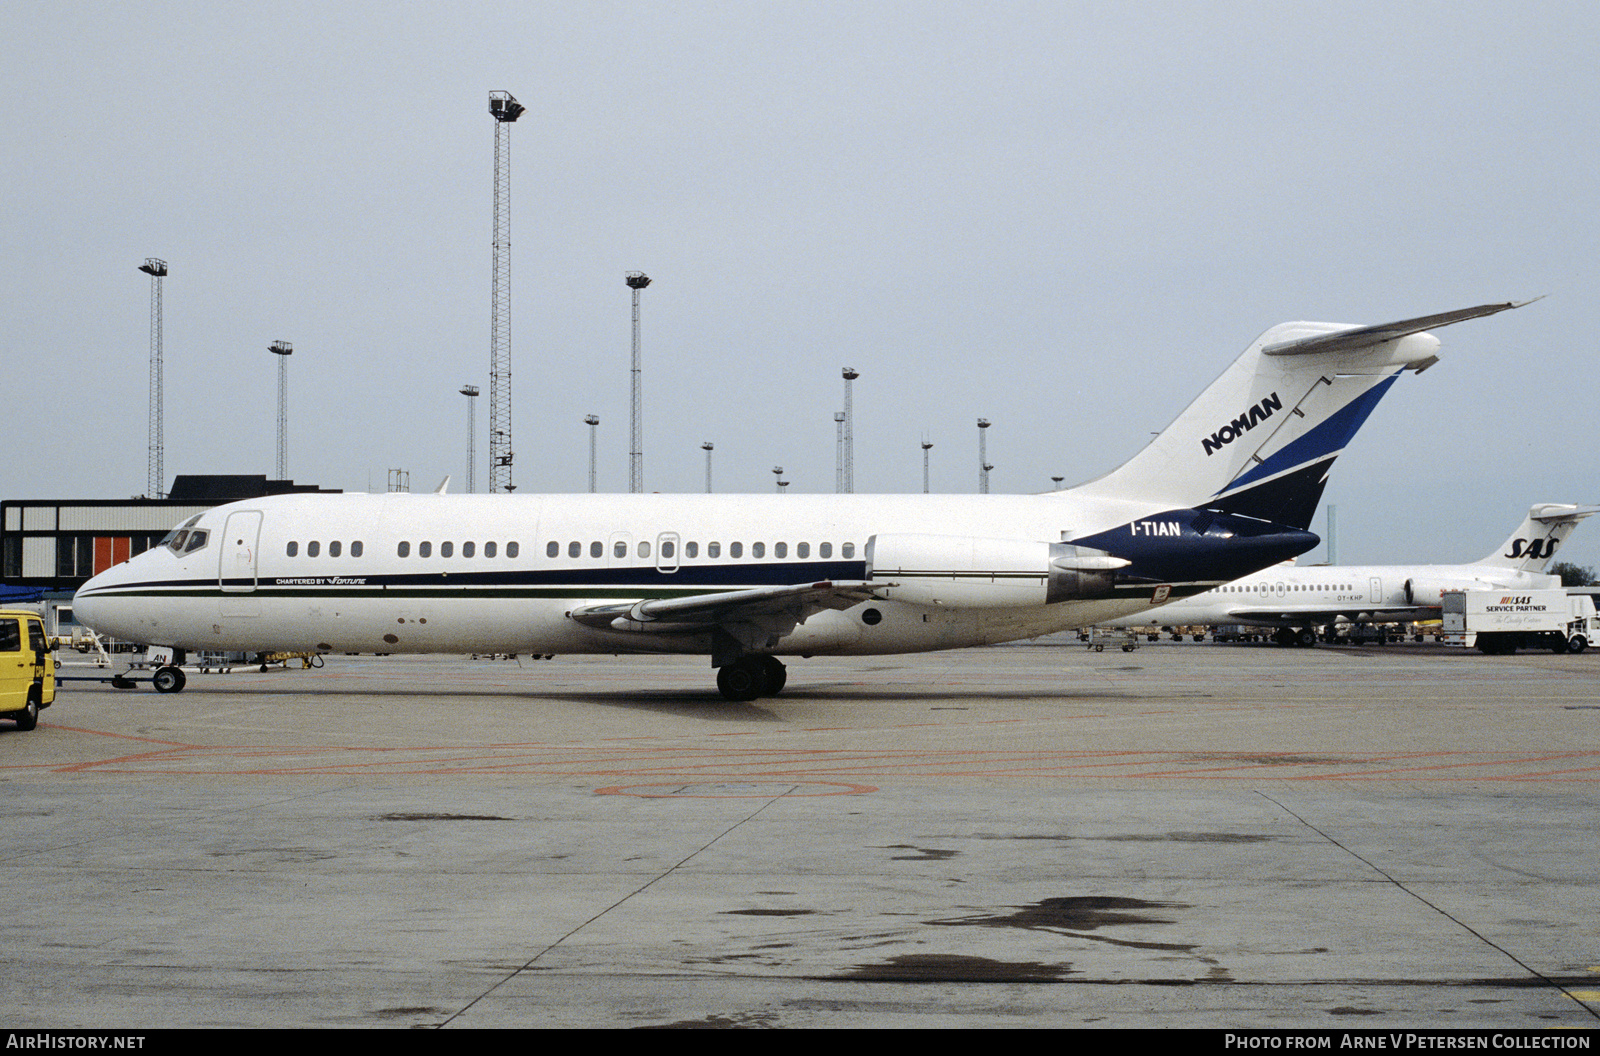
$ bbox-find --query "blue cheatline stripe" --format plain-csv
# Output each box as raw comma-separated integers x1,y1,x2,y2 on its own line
75,561,872,598
1217,372,1400,496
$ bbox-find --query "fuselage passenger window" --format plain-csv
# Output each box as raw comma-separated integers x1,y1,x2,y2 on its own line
441,541,453,558
287,541,298,557
797,542,809,558
820,542,833,558
774,542,787,559
569,541,581,558
708,541,721,558
398,542,411,558
548,541,559,558
842,542,855,559
661,540,674,559
463,541,475,558
329,540,341,557
352,541,363,557
308,541,320,558
590,541,602,559
506,542,519,558
639,541,650,559
614,541,627,559
752,542,765,558
419,541,432,558
485,541,497,558
730,542,743,559
685,541,698,558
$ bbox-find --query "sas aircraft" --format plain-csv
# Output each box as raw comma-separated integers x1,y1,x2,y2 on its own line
74,302,1527,699
1101,502,1595,646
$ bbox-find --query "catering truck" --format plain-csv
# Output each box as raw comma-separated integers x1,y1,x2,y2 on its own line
1442,589,1599,654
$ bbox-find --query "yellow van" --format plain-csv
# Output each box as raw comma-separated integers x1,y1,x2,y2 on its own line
1,610,55,731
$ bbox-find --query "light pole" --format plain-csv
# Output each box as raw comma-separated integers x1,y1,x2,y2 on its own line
626,272,651,493
585,414,600,493
139,258,168,499
841,368,858,492
460,385,479,493
269,341,292,479
977,418,991,494
922,440,934,494
702,441,714,493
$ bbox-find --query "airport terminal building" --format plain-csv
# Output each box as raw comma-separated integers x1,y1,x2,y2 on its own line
1,475,338,597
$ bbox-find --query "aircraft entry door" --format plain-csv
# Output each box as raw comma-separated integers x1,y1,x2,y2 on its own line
221,511,262,593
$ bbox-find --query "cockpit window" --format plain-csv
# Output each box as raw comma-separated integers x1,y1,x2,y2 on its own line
183,530,209,553
159,515,205,554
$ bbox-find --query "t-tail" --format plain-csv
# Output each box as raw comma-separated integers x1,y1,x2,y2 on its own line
1480,503,1599,571
1076,301,1536,529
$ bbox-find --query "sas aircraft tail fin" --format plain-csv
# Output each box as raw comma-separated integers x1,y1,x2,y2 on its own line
1480,502,1599,571
1075,301,1533,529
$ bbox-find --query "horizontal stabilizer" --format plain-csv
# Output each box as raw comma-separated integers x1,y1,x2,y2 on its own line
1262,299,1538,357
1530,503,1600,523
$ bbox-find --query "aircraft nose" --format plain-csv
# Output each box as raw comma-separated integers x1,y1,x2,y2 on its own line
73,563,133,638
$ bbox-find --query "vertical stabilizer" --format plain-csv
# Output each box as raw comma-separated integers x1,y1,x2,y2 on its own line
1075,302,1529,528
1479,503,1599,571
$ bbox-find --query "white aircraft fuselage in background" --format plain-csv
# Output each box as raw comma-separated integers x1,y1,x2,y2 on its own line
74,302,1529,698
1100,503,1595,645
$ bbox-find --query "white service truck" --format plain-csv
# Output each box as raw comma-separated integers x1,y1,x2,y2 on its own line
1441,589,1598,655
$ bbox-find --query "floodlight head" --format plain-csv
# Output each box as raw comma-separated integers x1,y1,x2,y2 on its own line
489,91,525,122
138,258,168,278
460,384,479,398
269,341,292,357
626,272,652,290
585,414,599,426
977,418,990,429
842,367,859,381
702,442,714,451
922,441,934,451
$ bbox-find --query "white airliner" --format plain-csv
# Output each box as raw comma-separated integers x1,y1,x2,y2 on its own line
1100,502,1595,646
75,302,1528,699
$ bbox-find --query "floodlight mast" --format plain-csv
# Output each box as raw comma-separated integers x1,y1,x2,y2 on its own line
488,91,524,494
460,385,479,493
701,441,714,493
585,415,600,493
270,341,293,479
626,272,651,493
138,258,168,499
921,439,933,494
841,368,858,492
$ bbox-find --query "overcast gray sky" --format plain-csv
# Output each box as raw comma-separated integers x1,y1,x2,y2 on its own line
4,1,1596,569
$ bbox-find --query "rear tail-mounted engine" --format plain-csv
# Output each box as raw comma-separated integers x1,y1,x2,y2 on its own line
865,533,1127,608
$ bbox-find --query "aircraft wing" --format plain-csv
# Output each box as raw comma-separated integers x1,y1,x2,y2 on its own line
567,580,886,639
1219,605,1424,624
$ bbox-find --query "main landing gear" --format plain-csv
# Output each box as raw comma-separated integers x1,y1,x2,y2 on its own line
1273,627,1318,648
716,656,787,702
